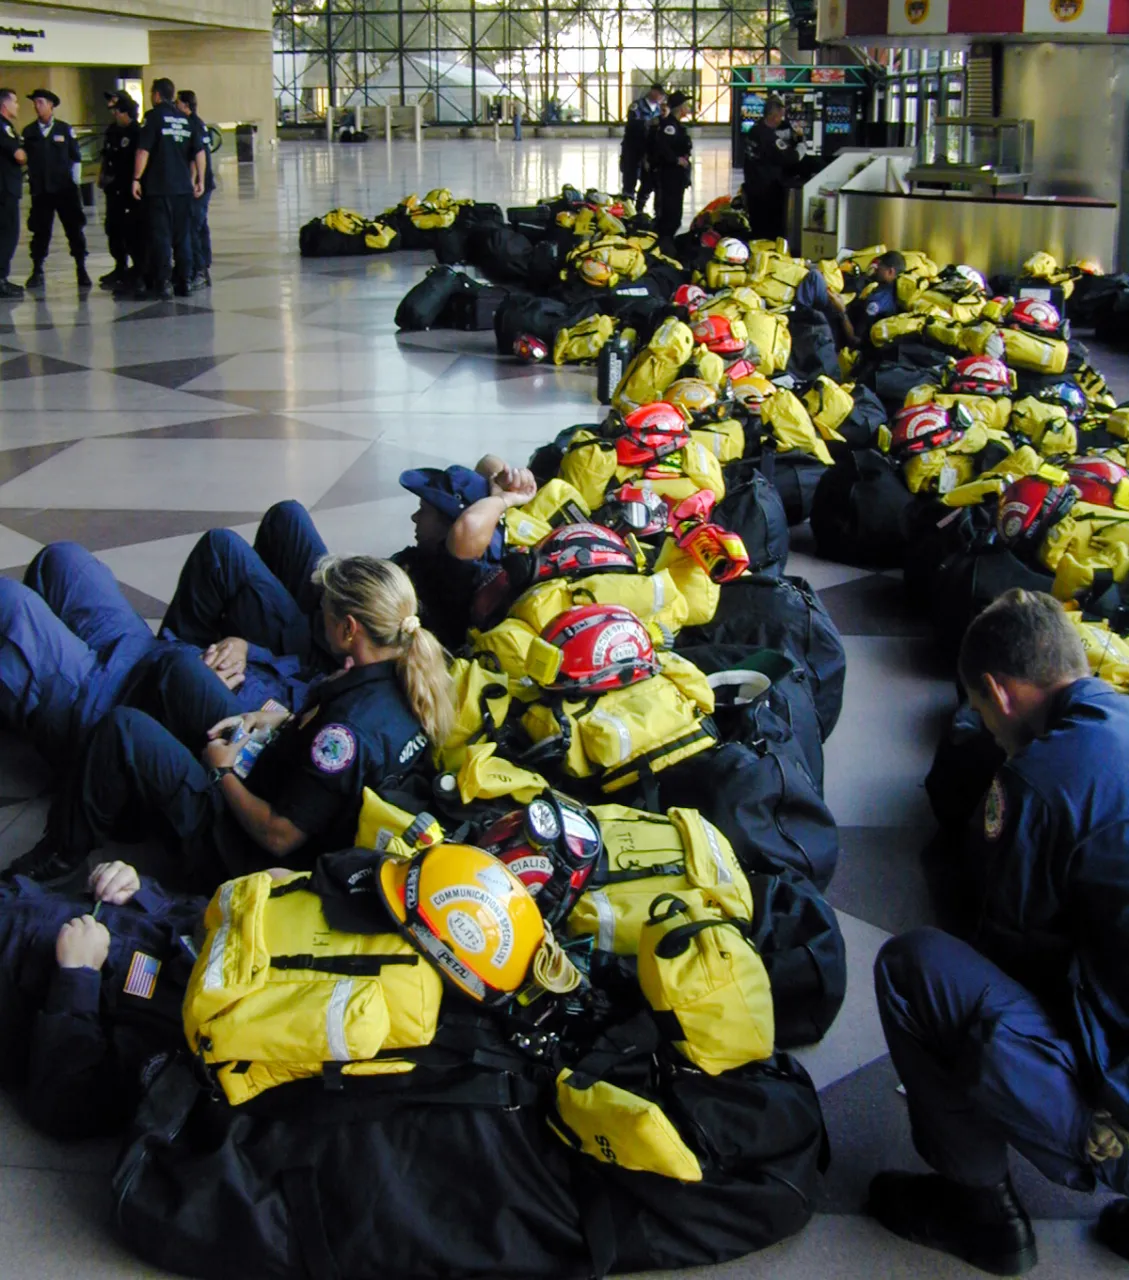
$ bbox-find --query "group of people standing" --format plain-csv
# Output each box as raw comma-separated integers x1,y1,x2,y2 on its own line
0,77,214,304
618,82,693,240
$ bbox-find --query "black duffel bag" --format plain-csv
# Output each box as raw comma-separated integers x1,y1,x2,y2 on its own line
394,264,464,330
810,448,915,568
924,701,1004,832
715,459,789,576
758,449,827,526
928,545,1054,658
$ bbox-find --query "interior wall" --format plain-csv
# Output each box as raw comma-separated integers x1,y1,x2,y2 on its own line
144,29,275,142
8,0,270,34
0,65,122,125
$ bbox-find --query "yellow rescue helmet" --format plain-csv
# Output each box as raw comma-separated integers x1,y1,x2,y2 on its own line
730,370,774,407
578,257,615,287
378,845,545,1007
665,378,718,419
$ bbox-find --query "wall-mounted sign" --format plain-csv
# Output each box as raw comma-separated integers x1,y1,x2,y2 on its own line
0,7,149,64
811,67,848,83
818,0,1129,35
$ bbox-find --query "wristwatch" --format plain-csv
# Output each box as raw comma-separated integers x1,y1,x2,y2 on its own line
208,765,235,785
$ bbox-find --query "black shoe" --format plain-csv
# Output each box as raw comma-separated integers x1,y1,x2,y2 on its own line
867,1171,1037,1276
1096,1199,1129,1261
99,267,123,287
157,281,174,301
1,834,85,887
0,279,24,299
25,267,44,290
76,263,92,290
203,269,211,286
188,272,206,293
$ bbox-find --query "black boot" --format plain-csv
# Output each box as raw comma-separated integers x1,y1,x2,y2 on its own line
1,832,87,887
1097,1199,1129,1261
99,265,125,288
867,1171,1037,1276
25,264,44,289
76,260,92,290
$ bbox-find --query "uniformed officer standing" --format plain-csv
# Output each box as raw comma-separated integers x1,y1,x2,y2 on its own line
0,88,26,300
22,89,89,291
652,90,693,241
870,590,1129,1274
742,95,806,242
175,90,214,291
98,92,141,291
635,99,668,214
619,83,664,203
133,78,203,301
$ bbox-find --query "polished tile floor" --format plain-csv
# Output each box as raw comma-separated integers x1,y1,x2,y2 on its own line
0,137,1126,1279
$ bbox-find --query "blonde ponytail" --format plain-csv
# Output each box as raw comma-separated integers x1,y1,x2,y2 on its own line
313,555,454,747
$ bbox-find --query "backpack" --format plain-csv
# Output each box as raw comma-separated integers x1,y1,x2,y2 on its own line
678,574,846,741
395,265,464,331
809,449,915,568
656,736,840,891
675,642,824,792
712,460,790,576
182,870,443,1105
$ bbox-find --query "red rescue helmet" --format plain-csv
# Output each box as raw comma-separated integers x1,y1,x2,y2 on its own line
513,333,549,363
1066,457,1129,507
673,283,707,310
540,603,658,693
947,356,1014,398
615,403,691,465
997,475,1077,546
690,314,746,355
622,401,689,434
888,403,966,459
1006,297,1065,337
478,791,603,928
599,483,670,537
527,523,638,583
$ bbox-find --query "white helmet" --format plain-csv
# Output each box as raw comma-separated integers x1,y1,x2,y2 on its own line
715,237,750,266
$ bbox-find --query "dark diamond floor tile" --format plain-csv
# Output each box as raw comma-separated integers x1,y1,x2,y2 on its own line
0,440,79,485
818,572,931,638
116,580,170,617
185,389,357,411
0,353,89,381
114,356,233,389
113,300,214,322
826,826,940,937
311,438,455,512
0,508,263,552
115,415,361,442
817,1056,1116,1221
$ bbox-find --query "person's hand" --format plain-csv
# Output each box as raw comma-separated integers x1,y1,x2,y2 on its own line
678,156,690,167
131,178,142,201
203,637,248,680
89,861,141,905
201,736,240,771
13,147,26,166
322,656,356,683
56,916,111,970
489,465,537,508
193,178,204,198
207,707,290,741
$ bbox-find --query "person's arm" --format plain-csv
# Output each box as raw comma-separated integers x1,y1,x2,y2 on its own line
201,735,308,858
192,149,205,197
67,125,81,167
132,113,155,200
447,464,537,561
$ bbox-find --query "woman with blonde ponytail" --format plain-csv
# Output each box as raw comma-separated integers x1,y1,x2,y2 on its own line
40,555,454,891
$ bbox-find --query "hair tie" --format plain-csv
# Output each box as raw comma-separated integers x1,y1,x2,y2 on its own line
400,614,421,641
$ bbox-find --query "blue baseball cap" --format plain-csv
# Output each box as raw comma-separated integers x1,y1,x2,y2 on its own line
399,465,490,523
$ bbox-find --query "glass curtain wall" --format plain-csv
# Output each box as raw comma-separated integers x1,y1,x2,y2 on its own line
273,0,780,126
870,47,965,150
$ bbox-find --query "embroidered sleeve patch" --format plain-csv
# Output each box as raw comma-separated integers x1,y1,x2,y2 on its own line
311,724,357,774
984,776,1006,841
123,951,161,999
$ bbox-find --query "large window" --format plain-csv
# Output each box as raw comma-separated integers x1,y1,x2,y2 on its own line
273,0,782,126
871,46,965,149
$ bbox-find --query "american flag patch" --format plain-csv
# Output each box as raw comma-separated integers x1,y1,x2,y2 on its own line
123,951,161,1000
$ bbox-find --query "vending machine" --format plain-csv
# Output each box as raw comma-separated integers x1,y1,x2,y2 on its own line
730,67,870,170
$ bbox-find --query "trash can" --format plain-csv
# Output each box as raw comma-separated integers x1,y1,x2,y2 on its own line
235,123,257,163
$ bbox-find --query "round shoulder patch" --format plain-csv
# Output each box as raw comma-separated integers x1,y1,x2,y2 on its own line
866,300,882,316
984,776,1006,840
310,724,357,774
664,125,676,134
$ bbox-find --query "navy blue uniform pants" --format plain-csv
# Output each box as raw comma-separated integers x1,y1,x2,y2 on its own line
0,194,19,280
188,190,211,276
875,928,1127,1195
144,194,192,291
162,500,330,672
27,188,87,267
0,543,157,764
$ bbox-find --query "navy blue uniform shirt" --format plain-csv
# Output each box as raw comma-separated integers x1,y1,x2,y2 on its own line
21,117,80,196
0,117,22,199
847,279,899,344
972,677,1129,1123
137,102,200,196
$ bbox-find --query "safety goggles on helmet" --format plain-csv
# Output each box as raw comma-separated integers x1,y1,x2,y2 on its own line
700,228,721,250
1036,380,1088,424
598,483,670,537
478,791,603,928
946,355,1015,398
585,188,611,206
513,333,549,363
526,523,640,584
669,490,748,581
997,475,1077,546
690,314,746,356
715,236,750,266
539,603,658,694
377,844,545,1007
1067,457,1129,509
578,257,614,287
665,378,719,420
889,402,971,458
673,282,707,310
1007,297,1067,338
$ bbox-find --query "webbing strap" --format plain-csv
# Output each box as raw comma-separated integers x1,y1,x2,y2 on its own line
271,954,419,976
600,722,717,788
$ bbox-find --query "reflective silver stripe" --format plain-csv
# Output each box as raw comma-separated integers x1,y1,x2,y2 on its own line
202,880,234,991
652,574,665,610
701,819,732,885
326,979,354,1061
588,708,631,762
591,891,616,951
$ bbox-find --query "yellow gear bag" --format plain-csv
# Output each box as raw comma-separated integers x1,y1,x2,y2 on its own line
324,208,368,236
437,658,513,772
1075,363,1116,409
910,289,985,325
803,375,854,441
612,317,695,412
741,311,792,376
940,446,1050,507
904,385,1014,434
508,569,690,639
869,313,927,347
999,327,1070,374
690,418,745,462
550,1069,702,1181
701,287,765,319
183,872,443,1105
747,253,810,310
817,259,844,295
354,788,444,857
637,893,774,1074
903,450,977,495
848,244,888,271
504,479,591,549
566,804,751,954
1009,397,1077,456
703,261,750,291
1064,612,1129,693
761,388,834,464
553,314,618,365
558,432,726,511
652,539,720,627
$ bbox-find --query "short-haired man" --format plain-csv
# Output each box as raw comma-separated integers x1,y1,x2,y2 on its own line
742,95,805,241
98,92,141,292
21,88,89,291
175,89,214,291
870,589,1129,1274
620,83,665,204
841,249,905,348
0,89,26,299
133,78,204,300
